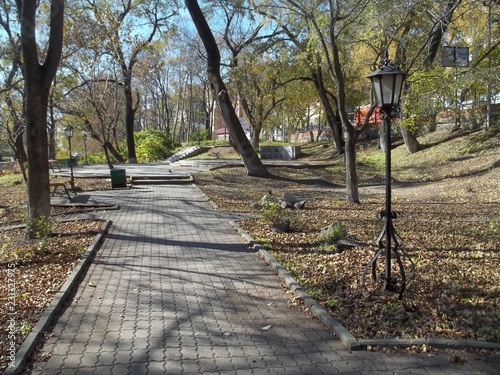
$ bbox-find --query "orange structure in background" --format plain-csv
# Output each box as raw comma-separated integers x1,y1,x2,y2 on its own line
353,105,381,128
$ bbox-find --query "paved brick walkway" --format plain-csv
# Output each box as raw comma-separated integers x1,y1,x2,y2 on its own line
28,185,498,374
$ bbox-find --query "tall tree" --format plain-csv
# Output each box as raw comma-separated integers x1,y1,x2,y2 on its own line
250,0,366,203
74,0,178,163
370,0,463,153
215,2,284,150
185,0,268,177
230,52,286,149
16,0,65,238
135,43,175,136
399,0,499,135
0,0,27,164
63,57,127,168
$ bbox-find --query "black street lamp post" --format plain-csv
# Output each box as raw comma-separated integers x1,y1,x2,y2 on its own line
364,59,414,299
83,132,88,165
64,125,75,191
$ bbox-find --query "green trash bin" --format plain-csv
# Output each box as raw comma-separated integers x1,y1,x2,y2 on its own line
110,168,127,188
66,157,77,167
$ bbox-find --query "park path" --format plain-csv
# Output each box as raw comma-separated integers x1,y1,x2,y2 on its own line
28,185,495,374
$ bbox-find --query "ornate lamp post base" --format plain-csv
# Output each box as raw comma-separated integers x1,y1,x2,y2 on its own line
362,210,415,299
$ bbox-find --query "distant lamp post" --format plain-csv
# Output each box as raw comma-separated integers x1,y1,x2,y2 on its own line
83,132,88,165
64,125,75,191
364,58,414,299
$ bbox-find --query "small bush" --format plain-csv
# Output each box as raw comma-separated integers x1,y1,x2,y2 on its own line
21,321,31,335
325,297,342,312
261,191,277,209
24,215,54,253
491,221,500,236
9,178,22,186
0,173,24,186
189,129,210,145
259,191,289,224
261,204,288,224
317,222,347,247
86,152,111,165
135,130,174,162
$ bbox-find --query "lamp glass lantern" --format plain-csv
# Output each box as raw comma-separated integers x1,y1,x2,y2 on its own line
367,63,407,108
64,124,74,139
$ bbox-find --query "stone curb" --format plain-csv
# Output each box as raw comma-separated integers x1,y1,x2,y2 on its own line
4,219,112,375
230,220,360,351
229,220,500,353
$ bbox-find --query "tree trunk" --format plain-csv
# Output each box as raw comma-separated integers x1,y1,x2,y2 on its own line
214,83,267,176
18,0,65,239
48,93,57,160
398,1,458,153
124,76,137,163
6,96,28,163
13,131,27,163
7,95,28,183
26,90,51,233
239,95,261,151
344,126,359,204
316,129,323,142
103,144,114,170
104,141,125,164
330,35,359,203
251,125,262,150
185,0,268,177
311,68,343,154
379,121,387,152
400,126,420,154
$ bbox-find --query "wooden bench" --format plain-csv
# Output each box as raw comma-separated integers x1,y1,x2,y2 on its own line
50,181,73,200
49,159,61,172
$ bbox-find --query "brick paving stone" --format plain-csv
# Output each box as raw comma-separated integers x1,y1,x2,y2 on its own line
113,351,131,364
164,360,183,373
180,358,201,374
146,361,165,374
60,369,81,375
79,352,99,367
93,365,113,375
165,348,182,361
29,368,45,375
74,367,96,375
36,355,63,373
130,348,148,363
62,353,82,369
96,351,114,367
68,342,87,355
109,364,130,375
23,185,500,375
198,358,218,373
147,348,164,362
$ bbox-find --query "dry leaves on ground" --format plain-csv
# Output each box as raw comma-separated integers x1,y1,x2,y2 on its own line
0,173,110,373
0,220,104,372
194,166,500,347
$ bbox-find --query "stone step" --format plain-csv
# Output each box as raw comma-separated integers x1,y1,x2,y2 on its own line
130,175,193,185
165,146,210,163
